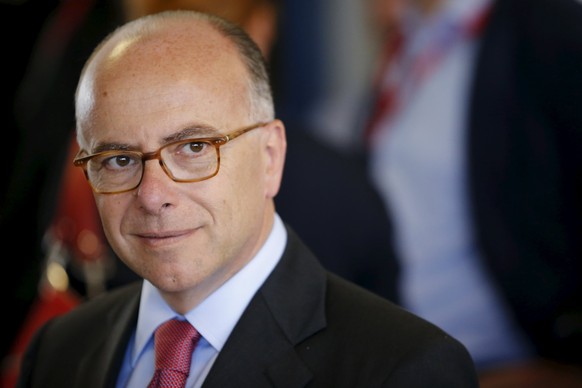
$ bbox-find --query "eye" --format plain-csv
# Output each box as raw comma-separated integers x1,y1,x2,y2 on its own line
96,152,140,171
172,140,212,158
183,141,208,155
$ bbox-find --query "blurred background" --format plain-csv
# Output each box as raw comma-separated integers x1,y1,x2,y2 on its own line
2,1,582,387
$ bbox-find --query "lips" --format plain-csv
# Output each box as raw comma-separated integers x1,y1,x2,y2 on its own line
134,229,194,247
138,231,184,239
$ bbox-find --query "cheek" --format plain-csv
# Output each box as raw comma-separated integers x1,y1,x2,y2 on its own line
94,196,125,236
238,168,267,225
217,155,264,219
233,151,265,197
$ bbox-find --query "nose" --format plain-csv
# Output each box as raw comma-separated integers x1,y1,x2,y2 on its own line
135,159,175,213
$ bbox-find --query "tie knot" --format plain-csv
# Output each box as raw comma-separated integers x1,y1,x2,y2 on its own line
154,318,201,374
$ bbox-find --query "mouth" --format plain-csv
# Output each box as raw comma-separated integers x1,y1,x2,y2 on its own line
135,229,194,247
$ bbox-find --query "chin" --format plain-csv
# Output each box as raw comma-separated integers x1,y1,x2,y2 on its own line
151,275,189,292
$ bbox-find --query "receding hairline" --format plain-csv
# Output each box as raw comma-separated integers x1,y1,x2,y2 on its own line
84,10,237,68
75,9,275,144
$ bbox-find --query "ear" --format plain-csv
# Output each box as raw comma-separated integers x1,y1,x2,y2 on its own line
262,119,286,198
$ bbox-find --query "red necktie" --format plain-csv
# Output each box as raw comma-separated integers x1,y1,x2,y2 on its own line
148,319,201,388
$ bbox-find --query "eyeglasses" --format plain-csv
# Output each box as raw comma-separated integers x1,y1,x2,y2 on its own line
73,122,268,194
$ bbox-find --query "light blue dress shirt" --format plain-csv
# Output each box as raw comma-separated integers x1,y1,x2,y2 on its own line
116,214,287,387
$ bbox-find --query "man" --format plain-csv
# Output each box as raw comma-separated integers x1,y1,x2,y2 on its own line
17,11,477,387
2,1,396,362
1,1,396,375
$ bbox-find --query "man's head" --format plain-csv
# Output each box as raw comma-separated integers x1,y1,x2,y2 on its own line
74,11,286,313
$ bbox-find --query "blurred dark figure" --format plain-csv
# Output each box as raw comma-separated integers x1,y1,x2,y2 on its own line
362,0,582,386
0,0,70,369
1,0,397,383
0,0,60,182
0,2,126,381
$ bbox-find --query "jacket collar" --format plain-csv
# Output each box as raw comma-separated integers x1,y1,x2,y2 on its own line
202,225,327,387
75,282,142,388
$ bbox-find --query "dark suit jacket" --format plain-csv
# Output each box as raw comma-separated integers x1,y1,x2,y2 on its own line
466,0,582,363
17,226,477,388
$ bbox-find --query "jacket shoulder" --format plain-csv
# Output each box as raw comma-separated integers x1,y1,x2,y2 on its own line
311,274,479,387
17,282,141,387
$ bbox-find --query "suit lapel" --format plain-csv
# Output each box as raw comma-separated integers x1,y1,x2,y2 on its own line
203,226,327,387
73,282,142,388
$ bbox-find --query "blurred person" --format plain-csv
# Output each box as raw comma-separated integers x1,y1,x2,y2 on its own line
1,0,397,382
0,1,127,369
16,11,478,386
362,0,582,385
0,0,60,182
0,0,62,360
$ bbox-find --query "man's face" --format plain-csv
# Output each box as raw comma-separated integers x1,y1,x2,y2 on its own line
76,21,284,308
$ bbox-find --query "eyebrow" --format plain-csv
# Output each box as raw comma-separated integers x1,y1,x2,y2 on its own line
90,124,222,154
162,124,221,143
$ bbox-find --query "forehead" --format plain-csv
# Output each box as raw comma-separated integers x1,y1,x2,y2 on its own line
78,18,250,142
